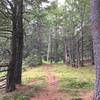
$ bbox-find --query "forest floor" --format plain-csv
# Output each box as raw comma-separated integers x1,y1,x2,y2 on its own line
30,64,68,100
0,64,94,100
30,64,93,100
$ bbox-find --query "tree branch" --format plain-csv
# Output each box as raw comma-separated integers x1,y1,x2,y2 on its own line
5,0,14,12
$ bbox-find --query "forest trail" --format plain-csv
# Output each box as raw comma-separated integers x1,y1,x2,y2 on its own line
30,64,68,100
82,91,93,100
30,64,93,100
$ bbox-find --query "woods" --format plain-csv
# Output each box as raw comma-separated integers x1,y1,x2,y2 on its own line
0,0,99,100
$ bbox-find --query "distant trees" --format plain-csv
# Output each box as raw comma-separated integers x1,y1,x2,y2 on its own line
23,0,49,66
22,0,93,67
33,0,46,65
61,0,92,67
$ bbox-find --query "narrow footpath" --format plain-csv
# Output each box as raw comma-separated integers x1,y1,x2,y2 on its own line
30,64,68,100
30,64,93,100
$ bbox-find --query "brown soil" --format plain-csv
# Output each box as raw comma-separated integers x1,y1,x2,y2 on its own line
82,91,93,100
16,64,94,100
30,64,68,100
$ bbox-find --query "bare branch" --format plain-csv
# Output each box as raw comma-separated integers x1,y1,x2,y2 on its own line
5,0,14,12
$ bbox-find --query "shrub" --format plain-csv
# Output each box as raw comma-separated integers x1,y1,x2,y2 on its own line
24,54,42,67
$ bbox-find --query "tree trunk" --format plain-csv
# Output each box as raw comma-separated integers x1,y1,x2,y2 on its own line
47,31,51,62
55,40,59,63
76,40,81,67
6,0,23,91
68,37,73,65
91,41,94,65
36,20,43,65
50,35,53,64
64,37,69,65
14,0,23,84
71,36,76,67
6,5,17,92
91,0,100,99
6,24,16,91
80,22,84,67
64,43,68,64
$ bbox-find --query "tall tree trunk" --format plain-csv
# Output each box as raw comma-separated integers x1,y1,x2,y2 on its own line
91,0,100,99
47,31,51,62
64,37,69,64
71,36,76,67
6,0,23,91
14,0,23,84
80,22,84,67
76,40,81,67
64,43,68,64
6,19,17,91
91,40,94,65
36,20,42,65
6,2,17,92
55,40,59,63
50,35,53,64
68,37,73,65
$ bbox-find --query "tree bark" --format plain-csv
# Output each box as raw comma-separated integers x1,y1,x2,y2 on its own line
64,37,69,65
76,40,81,67
80,22,84,67
6,0,23,91
91,0,100,99
36,20,43,65
6,5,17,92
91,40,94,65
14,0,23,84
47,31,51,62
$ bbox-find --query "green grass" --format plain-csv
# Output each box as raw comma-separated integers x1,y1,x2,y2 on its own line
52,64,95,82
43,60,64,64
22,66,45,84
0,66,46,100
4,81,47,100
60,78,94,90
51,64,95,98
0,97,3,100
0,64,95,100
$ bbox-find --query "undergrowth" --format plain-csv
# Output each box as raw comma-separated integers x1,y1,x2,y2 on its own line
3,81,47,100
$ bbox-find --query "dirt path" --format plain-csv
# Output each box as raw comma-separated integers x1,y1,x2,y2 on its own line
82,91,93,100
30,64,93,100
30,64,68,100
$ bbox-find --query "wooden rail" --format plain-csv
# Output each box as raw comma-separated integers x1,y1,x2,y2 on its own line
0,63,9,89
